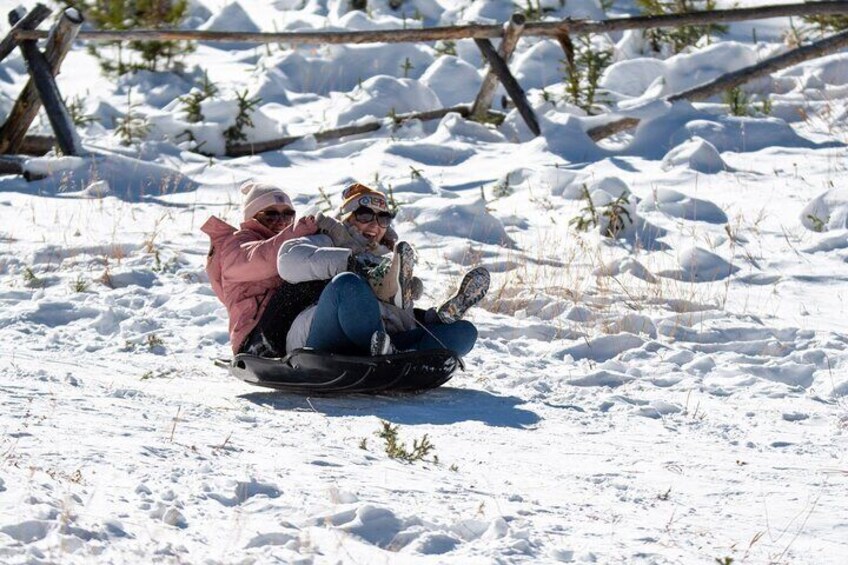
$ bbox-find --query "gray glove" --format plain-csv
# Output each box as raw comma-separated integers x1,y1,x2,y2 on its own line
347,251,391,282
409,276,423,301
316,212,371,254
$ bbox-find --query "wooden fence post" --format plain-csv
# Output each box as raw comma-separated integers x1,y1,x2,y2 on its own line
0,7,83,155
470,13,525,121
474,38,540,136
15,41,83,156
0,3,50,64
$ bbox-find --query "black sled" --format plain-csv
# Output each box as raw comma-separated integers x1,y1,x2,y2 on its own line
223,348,462,394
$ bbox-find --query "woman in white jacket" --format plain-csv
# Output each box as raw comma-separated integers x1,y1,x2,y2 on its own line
276,183,488,357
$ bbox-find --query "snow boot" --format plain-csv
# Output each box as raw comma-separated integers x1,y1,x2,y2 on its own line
370,241,415,309
370,330,394,356
437,267,491,324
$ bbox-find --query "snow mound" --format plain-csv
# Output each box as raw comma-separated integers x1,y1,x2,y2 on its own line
410,198,513,246
464,0,601,23
558,333,646,362
24,154,197,200
603,42,760,100
629,102,820,158
252,68,293,105
533,113,607,162
602,58,667,98
463,0,523,23
420,56,481,107
775,52,848,90
390,177,440,196
333,76,440,125
595,257,658,283
587,176,630,200
273,44,433,95
671,117,816,153
182,0,212,28
800,187,848,232
200,2,260,50
430,112,505,144
658,246,739,282
385,141,474,166
116,70,193,108
639,187,728,224
513,40,567,91
661,137,727,174
81,180,112,198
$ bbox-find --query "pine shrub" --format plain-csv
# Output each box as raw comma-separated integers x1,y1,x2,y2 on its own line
223,90,262,145
562,35,613,115
56,0,195,75
637,0,727,54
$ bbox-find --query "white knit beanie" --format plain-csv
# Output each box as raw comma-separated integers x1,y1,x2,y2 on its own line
241,181,293,221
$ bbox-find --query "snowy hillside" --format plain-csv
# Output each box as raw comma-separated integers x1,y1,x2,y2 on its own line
0,0,847,563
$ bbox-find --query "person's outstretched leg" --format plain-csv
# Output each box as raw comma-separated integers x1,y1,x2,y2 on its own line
306,272,384,355
391,320,478,357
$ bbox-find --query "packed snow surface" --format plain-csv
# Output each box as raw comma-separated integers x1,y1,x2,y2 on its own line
0,0,847,563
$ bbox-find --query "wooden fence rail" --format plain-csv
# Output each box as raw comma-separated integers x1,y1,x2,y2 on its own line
3,1,848,171
588,26,848,141
10,1,848,46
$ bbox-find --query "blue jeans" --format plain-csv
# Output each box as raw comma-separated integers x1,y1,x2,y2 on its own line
305,273,478,357
391,320,478,357
306,273,383,356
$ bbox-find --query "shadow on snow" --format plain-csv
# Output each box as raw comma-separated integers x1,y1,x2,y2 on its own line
239,386,540,429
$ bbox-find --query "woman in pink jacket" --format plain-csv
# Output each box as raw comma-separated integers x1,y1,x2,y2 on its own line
201,181,318,355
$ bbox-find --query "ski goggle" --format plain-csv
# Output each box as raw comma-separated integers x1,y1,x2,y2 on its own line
256,208,296,222
352,206,393,228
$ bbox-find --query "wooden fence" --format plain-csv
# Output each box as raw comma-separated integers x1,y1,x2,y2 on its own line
1,1,848,177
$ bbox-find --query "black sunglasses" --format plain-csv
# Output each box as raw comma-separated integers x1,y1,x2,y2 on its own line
353,206,393,228
257,209,296,222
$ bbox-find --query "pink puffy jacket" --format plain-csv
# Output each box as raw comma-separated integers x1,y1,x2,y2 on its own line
201,215,313,354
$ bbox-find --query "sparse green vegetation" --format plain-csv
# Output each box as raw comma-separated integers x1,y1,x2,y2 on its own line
601,192,633,238
802,13,848,36
57,0,194,75
723,86,772,117
386,183,403,216
807,213,828,232
115,90,151,146
376,421,435,463
570,185,633,238
146,333,164,350
491,177,513,199
569,185,599,233
180,72,219,124
223,90,262,145
400,57,414,78
70,275,89,293
65,95,95,127
434,40,457,57
23,266,43,288
637,0,727,54
562,35,613,115
317,187,334,214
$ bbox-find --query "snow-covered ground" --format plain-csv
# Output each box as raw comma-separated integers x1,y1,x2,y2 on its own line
1,0,847,563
